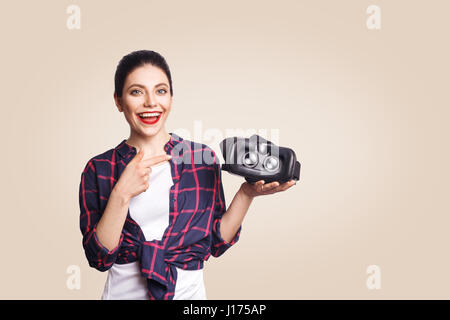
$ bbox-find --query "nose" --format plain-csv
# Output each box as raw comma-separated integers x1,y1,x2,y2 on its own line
144,91,157,107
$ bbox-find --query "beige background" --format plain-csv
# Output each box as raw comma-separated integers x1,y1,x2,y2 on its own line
0,0,449,299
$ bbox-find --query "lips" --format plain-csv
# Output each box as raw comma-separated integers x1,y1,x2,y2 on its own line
137,112,162,125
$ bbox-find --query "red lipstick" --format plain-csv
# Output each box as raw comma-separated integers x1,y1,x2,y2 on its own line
137,112,162,125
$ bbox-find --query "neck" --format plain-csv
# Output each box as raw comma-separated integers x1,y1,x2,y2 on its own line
126,128,171,158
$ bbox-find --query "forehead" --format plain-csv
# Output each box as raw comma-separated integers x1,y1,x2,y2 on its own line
125,64,169,87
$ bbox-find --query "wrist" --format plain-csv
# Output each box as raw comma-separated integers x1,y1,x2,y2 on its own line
238,184,255,201
111,185,130,207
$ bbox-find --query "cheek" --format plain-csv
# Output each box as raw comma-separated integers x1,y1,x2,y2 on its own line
123,111,136,125
122,95,141,107
161,98,172,113
121,105,138,123
163,108,171,120
121,99,140,115
164,105,171,114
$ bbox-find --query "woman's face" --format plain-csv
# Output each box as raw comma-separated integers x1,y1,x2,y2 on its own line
114,63,172,138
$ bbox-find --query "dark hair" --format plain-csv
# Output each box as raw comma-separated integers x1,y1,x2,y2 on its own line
114,50,173,98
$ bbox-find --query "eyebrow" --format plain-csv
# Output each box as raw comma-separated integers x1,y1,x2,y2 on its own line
126,82,169,91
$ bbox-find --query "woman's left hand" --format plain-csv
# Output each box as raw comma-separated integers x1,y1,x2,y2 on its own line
239,179,296,198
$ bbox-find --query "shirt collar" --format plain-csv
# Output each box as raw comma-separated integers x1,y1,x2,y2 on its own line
115,132,183,159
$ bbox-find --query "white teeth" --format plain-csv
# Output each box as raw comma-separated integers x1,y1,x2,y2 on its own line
139,112,161,118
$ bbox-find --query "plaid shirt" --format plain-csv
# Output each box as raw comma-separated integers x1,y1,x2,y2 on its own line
79,132,241,300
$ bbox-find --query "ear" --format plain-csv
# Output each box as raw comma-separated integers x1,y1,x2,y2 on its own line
113,92,123,112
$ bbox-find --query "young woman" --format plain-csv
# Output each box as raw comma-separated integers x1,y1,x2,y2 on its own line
79,50,296,300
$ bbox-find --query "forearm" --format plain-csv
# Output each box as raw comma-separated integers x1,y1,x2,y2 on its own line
219,186,253,243
95,187,130,251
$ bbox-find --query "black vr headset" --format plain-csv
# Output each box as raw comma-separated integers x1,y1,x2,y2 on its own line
219,134,301,184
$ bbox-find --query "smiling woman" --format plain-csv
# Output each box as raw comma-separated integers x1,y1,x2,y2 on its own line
78,50,294,301
113,51,173,151
79,50,240,301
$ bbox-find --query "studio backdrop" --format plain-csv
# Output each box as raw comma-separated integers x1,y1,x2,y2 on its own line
0,0,449,299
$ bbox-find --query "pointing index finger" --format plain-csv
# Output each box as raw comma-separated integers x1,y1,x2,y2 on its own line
141,154,172,167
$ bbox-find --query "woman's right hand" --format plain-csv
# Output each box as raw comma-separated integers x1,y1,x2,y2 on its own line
114,149,172,201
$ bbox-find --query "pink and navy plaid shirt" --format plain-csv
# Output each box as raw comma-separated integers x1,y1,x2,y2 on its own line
79,132,241,300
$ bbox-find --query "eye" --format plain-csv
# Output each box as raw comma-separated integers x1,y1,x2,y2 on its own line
157,88,167,94
131,89,142,95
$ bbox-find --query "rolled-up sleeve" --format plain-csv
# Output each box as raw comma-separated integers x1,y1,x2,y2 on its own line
79,160,123,271
210,152,241,257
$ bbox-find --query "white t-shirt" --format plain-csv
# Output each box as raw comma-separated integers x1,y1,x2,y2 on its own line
101,161,206,300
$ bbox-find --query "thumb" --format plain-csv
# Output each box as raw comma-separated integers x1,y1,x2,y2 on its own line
133,148,145,162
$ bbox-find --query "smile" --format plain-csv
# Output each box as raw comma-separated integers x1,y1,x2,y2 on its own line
137,111,162,125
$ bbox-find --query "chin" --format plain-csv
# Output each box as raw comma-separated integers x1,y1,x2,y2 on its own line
143,126,162,136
